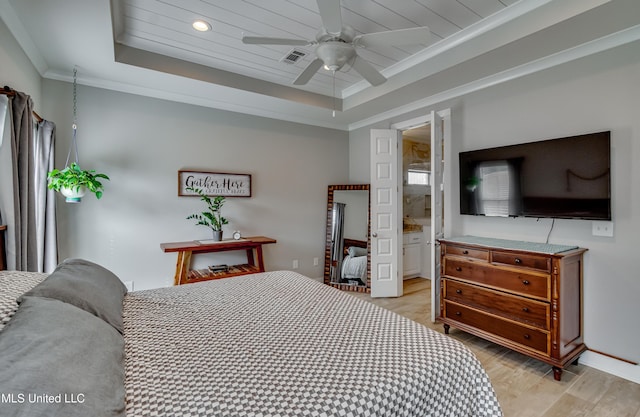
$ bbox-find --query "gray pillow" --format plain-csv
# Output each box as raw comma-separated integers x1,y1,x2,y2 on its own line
0,296,125,417
19,258,127,334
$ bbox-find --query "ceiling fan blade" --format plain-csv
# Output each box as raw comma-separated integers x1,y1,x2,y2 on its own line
351,55,386,86
293,58,324,85
242,36,311,46
354,27,430,48
316,0,342,34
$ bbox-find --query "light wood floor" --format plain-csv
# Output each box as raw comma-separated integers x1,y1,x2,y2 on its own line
349,278,640,417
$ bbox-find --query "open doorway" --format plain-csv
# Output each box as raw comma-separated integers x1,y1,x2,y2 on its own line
401,126,432,284
392,110,447,323
370,110,448,321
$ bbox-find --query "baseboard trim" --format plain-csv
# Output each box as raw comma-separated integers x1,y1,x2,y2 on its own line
579,350,640,384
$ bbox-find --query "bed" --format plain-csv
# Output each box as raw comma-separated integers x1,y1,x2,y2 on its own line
0,259,503,417
340,245,367,284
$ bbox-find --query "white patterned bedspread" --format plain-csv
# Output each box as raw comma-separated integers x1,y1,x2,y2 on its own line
123,271,502,417
0,271,47,331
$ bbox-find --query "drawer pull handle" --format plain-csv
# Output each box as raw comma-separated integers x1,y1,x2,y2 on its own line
455,289,462,294
515,258,522,264
522,280,530,285
455,311,462,316
522,307,529,312
455,267,462,272
523,334,531,340
463,250,469,255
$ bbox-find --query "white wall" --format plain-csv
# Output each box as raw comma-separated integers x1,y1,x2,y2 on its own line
0,18,42,268
0,18,41,109
334,190,369,242
349,41,640,368
41,80,349,290
453,43,640,366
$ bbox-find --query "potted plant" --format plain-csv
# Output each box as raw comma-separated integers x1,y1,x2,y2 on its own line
186,187,229,241
464,175,481,192
47,162,110,203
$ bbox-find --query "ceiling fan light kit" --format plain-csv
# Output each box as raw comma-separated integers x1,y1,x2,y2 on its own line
241,0,429,87
316,42,355,71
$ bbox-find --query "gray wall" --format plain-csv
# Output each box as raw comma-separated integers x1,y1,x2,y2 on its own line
349,41,640,365
0,19,41,108
2,13,349,290
40,79,349,290
0,18,42,267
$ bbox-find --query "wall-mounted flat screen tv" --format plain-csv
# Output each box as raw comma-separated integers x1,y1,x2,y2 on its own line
459,131,611,220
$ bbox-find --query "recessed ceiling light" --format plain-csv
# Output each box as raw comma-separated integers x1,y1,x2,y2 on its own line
192,20,211,32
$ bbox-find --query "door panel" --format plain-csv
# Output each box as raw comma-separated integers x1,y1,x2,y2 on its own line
430,111,444,321
370,129,402,298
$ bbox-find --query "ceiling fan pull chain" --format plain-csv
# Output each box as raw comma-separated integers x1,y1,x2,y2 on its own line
332,70,336,117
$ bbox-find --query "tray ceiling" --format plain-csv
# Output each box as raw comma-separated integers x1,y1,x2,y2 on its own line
2,0,639,130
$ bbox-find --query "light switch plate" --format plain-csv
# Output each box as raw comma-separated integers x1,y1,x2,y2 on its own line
592,221,614,237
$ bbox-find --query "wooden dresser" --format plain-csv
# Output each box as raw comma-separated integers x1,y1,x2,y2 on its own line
438,236,587,381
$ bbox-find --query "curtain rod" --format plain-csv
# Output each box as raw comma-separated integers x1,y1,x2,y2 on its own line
1,86,44,123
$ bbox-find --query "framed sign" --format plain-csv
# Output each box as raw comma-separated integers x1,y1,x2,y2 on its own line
178,170,252,197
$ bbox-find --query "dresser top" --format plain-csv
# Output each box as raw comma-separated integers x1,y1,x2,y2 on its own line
443,236,579,254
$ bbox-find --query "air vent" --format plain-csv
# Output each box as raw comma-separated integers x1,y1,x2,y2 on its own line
280,49,307,64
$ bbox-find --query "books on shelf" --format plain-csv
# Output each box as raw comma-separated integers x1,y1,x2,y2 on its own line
187,264,260,281
208,264,229,272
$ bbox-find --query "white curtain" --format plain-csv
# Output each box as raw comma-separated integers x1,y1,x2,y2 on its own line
0,95,15,268
34,120,57,271
329,202,346,282
0,92,57,272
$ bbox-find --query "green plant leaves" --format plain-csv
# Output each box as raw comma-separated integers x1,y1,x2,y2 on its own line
47,162,110,199
186,187,229,231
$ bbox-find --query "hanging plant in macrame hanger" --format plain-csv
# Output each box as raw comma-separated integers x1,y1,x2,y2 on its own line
47,67,109,203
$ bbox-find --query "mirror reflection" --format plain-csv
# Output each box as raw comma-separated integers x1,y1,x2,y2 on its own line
324,185,370,292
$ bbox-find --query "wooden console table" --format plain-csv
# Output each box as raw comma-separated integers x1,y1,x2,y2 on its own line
161,236,276,285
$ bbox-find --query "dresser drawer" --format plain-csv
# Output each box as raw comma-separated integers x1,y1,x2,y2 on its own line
444,279,549,329
444,258,550,300
444,244,489,262
492,251,551,272
444,301,549,354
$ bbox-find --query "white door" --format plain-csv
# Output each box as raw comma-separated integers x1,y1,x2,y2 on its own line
430,111,444,322
370,129,402,298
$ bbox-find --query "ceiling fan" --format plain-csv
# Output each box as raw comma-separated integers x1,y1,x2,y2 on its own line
242,0,430,87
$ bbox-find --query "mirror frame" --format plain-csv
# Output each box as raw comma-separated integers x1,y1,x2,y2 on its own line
323,184,370,293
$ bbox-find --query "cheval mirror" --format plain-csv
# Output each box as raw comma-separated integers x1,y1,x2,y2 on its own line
323,184,370,293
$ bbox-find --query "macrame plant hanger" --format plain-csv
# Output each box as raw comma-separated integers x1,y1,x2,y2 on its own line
47,67,109,203
65,67,80,169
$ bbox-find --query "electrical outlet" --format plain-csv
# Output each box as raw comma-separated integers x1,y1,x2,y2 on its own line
313,257,319,266
124,281,134,292
592,221,614,237
292,259,299,269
